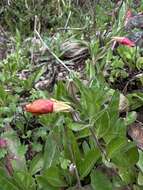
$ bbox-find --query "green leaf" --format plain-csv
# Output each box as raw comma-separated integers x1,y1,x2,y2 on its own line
59,157,71,170
79,149,100,179
133,185,143,190
0,85,9,104
74,77,107,119
82,141,90,155
0,168,30,190
138,172,143,186
104,118,126,144
29,153,43,175
76,128,91,139
137,150,143,173
102,92,121,143
112,145,139,168
36,176,59,190
127,93,143,110
117,1,126,29
0,149,7,159
96,109,110,138
34,66,47,83
106,137,127,158
118,167,136,184
54,81,68,99
63,129,81,164
68,122,88,132
39,167,67,187
107,91,119,125
91,170,113,190
12,171,36,190
0,168,19,190
43,131,58,170
124,112,137,126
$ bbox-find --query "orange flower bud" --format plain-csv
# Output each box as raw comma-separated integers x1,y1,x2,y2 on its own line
25,99,72,115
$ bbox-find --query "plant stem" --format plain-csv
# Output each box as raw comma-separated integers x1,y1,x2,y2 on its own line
64,11,72,31
34,28,71,73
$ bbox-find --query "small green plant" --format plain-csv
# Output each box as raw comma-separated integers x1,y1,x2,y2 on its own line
0,76,140,190
1,0,143,189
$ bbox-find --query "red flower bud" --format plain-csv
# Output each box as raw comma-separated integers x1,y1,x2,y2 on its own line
0,139,7,148
112,37,135,47
124,9,133,26
126,9,132,19
25,99,72,115
25,99,53,115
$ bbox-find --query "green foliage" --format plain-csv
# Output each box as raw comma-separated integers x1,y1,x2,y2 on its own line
91,170,113,190
79,148,100,179
0,71,140,189
0,0,143,189
43,131,59,170
37,167,67,187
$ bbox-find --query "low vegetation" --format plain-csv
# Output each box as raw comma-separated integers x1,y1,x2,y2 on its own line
0,0,143,189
